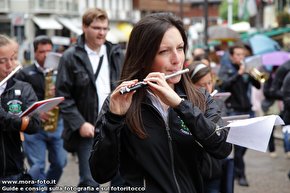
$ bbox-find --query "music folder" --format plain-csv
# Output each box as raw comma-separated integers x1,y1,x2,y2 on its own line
20,96,64,117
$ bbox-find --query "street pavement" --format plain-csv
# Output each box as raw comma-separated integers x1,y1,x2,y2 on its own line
55,137,290,193
234,138,290,193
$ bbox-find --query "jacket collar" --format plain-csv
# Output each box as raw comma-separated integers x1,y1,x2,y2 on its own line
175,82,187,99
5,77,16,91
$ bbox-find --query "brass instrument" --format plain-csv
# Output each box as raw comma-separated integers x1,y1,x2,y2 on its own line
242,59,269,84
42,52,62,132
43,69,59,132
248,67,269,84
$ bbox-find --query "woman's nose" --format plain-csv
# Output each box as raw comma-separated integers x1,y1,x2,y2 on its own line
171,50,182,64
6,58,15,68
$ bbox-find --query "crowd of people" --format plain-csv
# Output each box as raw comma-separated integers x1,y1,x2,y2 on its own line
189,39,290,190
0,7,289,193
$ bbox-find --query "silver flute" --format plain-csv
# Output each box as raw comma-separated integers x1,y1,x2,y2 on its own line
0,65,22,87
119,68,189,94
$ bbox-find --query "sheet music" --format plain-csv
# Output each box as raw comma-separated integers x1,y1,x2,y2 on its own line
226,115,284,152
44,52,62,71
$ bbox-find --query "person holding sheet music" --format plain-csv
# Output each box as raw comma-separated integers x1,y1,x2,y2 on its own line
266,59,290,179
89,12,232,193
0,34,40,192
218,44,261,187
15,35,67,192
188,61,234,193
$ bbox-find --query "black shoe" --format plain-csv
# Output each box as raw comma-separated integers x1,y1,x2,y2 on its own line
238,177,249,187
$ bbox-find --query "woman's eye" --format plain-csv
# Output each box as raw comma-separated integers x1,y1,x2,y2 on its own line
159,50,168,54
177,46,184,51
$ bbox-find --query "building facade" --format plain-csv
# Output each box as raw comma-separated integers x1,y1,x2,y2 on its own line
0,0,141,45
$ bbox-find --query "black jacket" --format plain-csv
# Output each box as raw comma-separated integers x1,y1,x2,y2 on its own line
89,86,232,193
0,78,40,177
282,72,290,125
269,60,290,100
55,35,124,148
218,62,260,112
15,64,45,101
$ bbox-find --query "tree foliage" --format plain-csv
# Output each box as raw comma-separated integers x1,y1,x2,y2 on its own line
277,11,290,27
219,0,240,23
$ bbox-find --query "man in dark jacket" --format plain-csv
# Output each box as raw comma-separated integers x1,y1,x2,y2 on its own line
15,35,67,192
218,44,261,187
268,60,290,100
0,34,40,191
269,60,290,178
55,8,124,192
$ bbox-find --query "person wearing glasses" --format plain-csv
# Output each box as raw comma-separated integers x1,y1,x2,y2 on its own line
0,34,40,192
56,8,124,192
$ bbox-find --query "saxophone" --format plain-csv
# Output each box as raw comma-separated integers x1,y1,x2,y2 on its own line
43,69,59,132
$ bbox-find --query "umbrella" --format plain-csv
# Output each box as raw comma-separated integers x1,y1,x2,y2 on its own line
244,55,262,70
244,51,290,68
262,51,290,66
208,25,240,41
248,34,280,55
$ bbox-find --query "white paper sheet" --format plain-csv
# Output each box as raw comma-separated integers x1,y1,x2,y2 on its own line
226,115,284,152
44,52,62,70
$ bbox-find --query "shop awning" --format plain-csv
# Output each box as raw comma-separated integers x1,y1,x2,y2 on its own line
240,27,290,41
33,16,63,30
51,36,71,46
57,17,82,35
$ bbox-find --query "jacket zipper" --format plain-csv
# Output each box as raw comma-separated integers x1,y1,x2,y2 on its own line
165,123,182,193
146,102,182,193
143,177,146,189
206,153,212,178
145,100,183,193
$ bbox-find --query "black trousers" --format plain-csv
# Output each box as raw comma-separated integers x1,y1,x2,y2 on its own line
268,127,276,152
220,158,234,193
227,109,254,179
234,145,247,178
